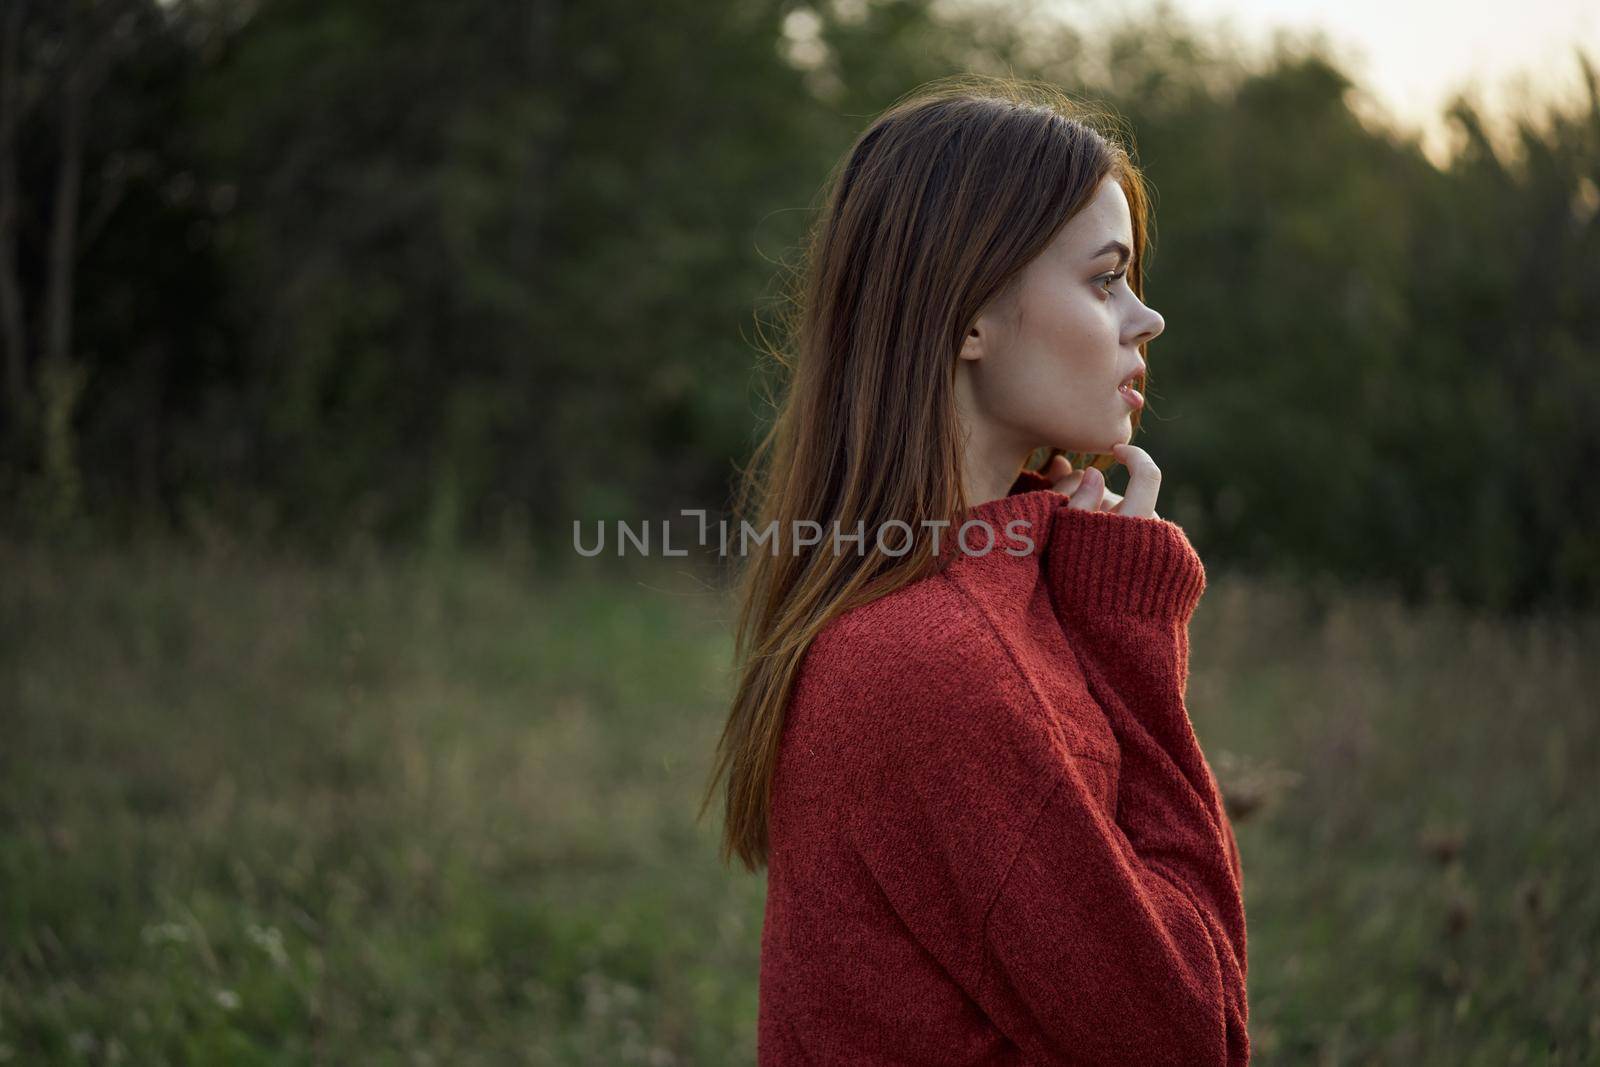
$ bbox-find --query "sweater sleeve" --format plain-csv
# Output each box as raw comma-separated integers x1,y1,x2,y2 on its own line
975,504,1248,1065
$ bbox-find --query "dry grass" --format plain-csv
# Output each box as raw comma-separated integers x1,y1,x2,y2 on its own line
2,541,1596,1064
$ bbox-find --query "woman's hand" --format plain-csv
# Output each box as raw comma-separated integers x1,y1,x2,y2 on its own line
1045,444,1162,519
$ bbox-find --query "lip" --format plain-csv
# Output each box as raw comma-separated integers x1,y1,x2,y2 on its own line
1118,362,1147,410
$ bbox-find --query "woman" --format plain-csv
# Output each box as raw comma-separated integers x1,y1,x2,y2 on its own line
700,76,1249,1065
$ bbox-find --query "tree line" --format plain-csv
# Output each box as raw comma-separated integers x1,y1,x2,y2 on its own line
2,0,1596,612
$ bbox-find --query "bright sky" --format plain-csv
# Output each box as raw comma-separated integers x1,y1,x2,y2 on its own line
1056,0,1600,163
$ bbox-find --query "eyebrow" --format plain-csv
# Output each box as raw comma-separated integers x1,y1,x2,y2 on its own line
1090,239,1132,266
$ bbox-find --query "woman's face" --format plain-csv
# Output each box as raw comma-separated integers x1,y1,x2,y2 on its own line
955,174,1165,483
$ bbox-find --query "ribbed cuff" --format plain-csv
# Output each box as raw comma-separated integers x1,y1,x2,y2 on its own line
1047,504,1207,622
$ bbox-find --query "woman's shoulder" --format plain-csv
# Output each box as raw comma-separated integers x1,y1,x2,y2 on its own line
782,568,1075,856
801,567,1012,690
786,567,1056,776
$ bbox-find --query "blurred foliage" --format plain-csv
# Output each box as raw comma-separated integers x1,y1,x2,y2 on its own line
0,0,1596,610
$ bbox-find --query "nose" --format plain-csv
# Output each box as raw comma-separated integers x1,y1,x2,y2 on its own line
1129,302,1164,347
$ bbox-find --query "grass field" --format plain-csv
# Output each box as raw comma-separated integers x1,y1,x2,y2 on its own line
3,540,1597,1064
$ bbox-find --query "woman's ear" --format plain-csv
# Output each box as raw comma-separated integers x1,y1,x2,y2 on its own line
962,288,1016,363
959,322,985,363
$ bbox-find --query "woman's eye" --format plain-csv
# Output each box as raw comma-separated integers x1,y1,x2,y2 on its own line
1098,269,1126,294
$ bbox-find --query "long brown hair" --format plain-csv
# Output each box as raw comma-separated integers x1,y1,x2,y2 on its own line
699,75,1154,872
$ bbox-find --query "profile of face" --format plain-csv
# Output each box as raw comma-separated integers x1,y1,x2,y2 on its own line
955,174,1165,495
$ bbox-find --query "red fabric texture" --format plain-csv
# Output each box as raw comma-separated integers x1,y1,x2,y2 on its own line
757,468,1249,1065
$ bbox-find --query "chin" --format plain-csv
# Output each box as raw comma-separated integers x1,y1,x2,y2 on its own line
1044,423,1123,456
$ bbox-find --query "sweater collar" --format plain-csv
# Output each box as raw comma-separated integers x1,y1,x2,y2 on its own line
933,467,1063,568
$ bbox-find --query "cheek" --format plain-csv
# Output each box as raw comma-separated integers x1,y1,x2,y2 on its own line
1025,293,1113,380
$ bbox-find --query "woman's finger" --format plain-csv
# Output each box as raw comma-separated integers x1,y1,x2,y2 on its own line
1059,475,1121,510
1108,443,1161,519
1056,471,1086,495
1046,454,1085,497
1065,464,1105,511
1048,455,1127,513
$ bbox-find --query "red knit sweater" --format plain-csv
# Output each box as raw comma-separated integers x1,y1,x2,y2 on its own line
757,469,1249,1065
